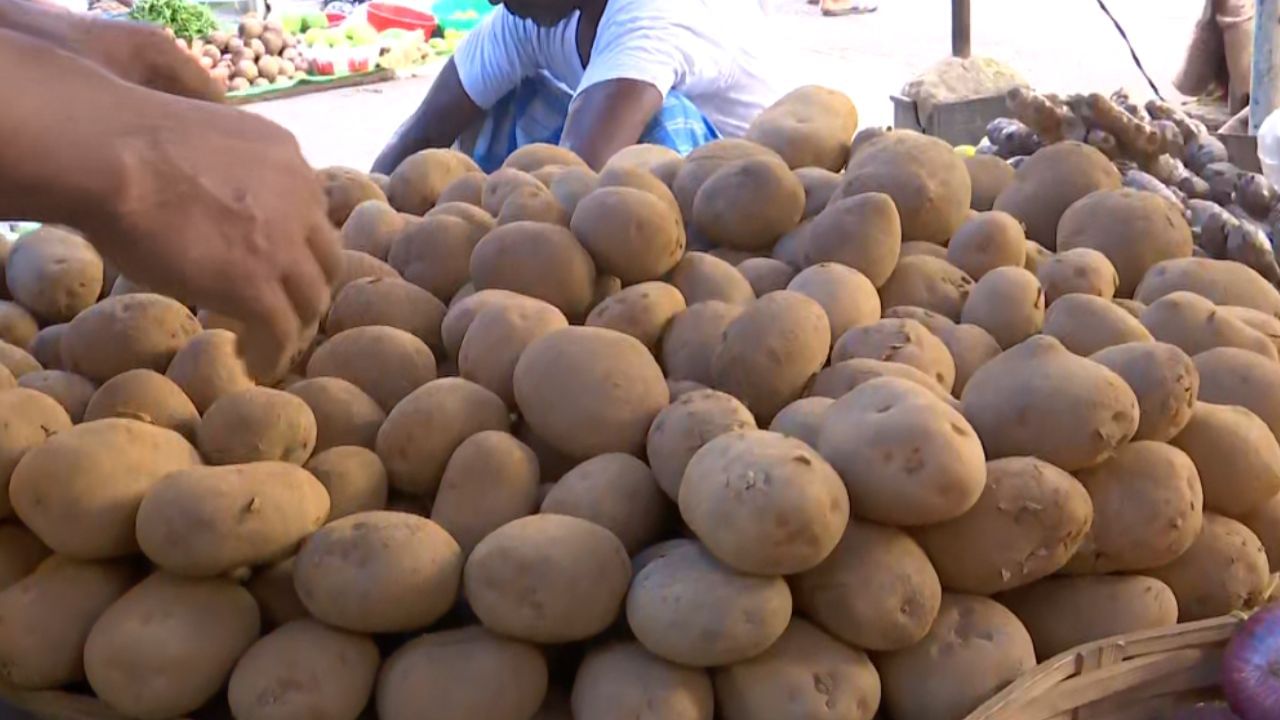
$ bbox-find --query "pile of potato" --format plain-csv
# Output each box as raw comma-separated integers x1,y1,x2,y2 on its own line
181,15,308,93
0,84,1278,720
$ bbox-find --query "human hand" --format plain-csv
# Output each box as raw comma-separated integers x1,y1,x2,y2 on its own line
69,16,224,102
89,95,340,381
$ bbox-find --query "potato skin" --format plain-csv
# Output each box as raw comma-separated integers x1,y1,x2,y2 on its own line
1065,441,1203,575
228,618,380,720
787,263,881,344
738,258,797,297
804,193,903,287
818,377,986,526
769,396,834,447
26,324,67,372
0,388,73,518
627,543,792,667
996,575,1179,660
572,641,713,720
808,357,952,405
647,389,758,501
1042,293,1154,356
1195,346,1280,441
946,211,1027,280
793,520,941,652
1149,513,1271,621
197,387,318,466
0,301,37,349
714,618,881,720
388,214,486,305
680,430,849,575
667,252,755,307
0,340,40,378
1171,402,1280,519
1141,290,1278,361
460,298,568,406
377,626,548,720
914,457,1094,595
572,187,686,284
6,227,103,323
964,154,1015,211
1037,247,1119,305
693,157,806,251
62,294,201,383
961,266,1045,349
388,148,481,215
287,377,386,452
164,329,253,414
746,86,858,171
1135,257,1280,318
937,323,1002,396
470,221,597,321
1058,188,1193,298
318,166,388,227
294,511,462,633
0,556,139,689
877,594,1035,720
661,300,744,385
878,255,975,321
84,573,260,720
993,141,1122,250
1091,342,1198,442
430,430,541,555
327,277,446,355
962,335,1139,470
0,524,49,591
586,281,686,354
341,200,404,260
542,454,669,555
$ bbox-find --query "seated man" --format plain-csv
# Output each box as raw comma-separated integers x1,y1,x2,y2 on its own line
372,0,783,173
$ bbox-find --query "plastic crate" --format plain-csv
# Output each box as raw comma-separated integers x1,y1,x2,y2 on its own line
892,92,1010,147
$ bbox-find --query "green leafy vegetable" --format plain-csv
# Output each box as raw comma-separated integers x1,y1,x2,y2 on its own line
128,0,216,40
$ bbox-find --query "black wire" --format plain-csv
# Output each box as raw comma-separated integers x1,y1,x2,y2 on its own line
1095,0,1167,101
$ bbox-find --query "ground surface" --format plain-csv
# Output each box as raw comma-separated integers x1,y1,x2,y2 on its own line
250,0,1205,170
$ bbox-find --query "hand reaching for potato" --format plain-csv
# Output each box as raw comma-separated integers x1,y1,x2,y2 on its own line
70,16,226,102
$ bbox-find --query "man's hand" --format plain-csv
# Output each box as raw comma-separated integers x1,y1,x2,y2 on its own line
70,17,225,102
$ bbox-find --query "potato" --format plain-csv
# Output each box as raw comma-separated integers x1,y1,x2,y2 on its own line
832,318,955,392
834,131,971,246
794,167,842,220
466,514,629,642
962,336,1139,470
1149,513,1270,621
1241,494,1280,568
436,171,486,206
1195,347,1280,442
1171,401,1280,518
11,419,200,559
470,221,596,321
326,279,445,358
25,324,65,372
745,86,858,171
915,457,1093,594
900,241,949,260
737,257,796,296
317,166,388,227
712,291,830,422
772,221,812,268
808,357,952,404
430,431,540,554
691,156,805,251
376,378,510,495
877,594,1035,720
502,143,586,173
768,396,833,447
377,626,548,720
819,377,985,526
1064,441,1203,574
228,618,379,720
681,430,848,575
335,250,400,295
0,389,73,519
0,301,36,349
798,520,942,653
673,139,782,220
61,293,200,383
964,154,1016,211
459,297,568,406
0,556,138,690
1042,293,1154,355
585,281,686,353
804,193,902,287
1141,291,1278,361
514,327,667,458
0,524,49,591
1135,257,1280,317
787,263,880,343
388,148,481,215
945,212,1025,282
540,455,666,554
496,183,569,226
340,200,404,260
537,166,597,216
627,542,791,667
82,369,199,440
286,377,385,452
196,387,317,465
572,641,712,720
426,200,498,233
307,326,436,413
1020,241,1051,275
389,213,489,306
6,227,103,323
164,329,253,413
297,447,385,523
84,573,259,719
882,305,960,332
1058,189,1194,297
997,575,1179,661
646,389,757,501
246,557,306,629
935,323,1001,396
960,266,1045,349
662,300,744,384
879,255,975,321
604,144,681,174
993,141,1122,250
571,187,685,283
0,341,38,379
667,252,755,307
11,374,88,429
1037,247,1119,305
1221,305,1280,354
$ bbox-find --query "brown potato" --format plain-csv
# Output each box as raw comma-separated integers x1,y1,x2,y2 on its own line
1241,494,1280,569
935,323,1002,397
307,326,437,413
16,370,93,422
1141,291,1278,361
746,86,858,171
0,524,49,591
661,300,744,384
646,389,757,501
1135,257,1280,317
1022,240,1053,275
514,327,668,458
795,167,842,220
962,336,1139,470
915,457,1093,594
901,240,949,260
0,341,38,379
1221,305,1280,355
1149,513,1270,621
819,377,986,526
165,329,253,413
388,148,481,215
768,396,833,447
1172,401,1280,518
1091,342,1198,442
879,255,975,320
585,281,686,354
680,430,848,575
692,156,805,251
459,298,568,407
547,166,601,217
714,618,881,720
441,288,531,358
481,168,544,216
832,318,955,392
504,143,587,173
388,214,486,305
667,252,755,307
83,369,198,440
997,575,1179,661
430,430,540,554
604,144,682,174
471,221,597,321
960,266,1045,349
1042,293,1154,355
317,166,388,226
5,227,103,323
246,557,306,629
61,294,200,383
334,250,400,296
305,446,387,520
993,141,1122,250
808,357,952,405
0,301,36,349
84,574,260,720
466,514,630,642
627,542,791,667
25,323,66,372
0,388,72,518
228,618,380,720
541,454,668,554
572,641,713,720
1058,189,1194,298
287,377,385,452
946,211,1027,280
326,278,446,357
425,200,498,235
712,291,831,422
436,171,486,206
879,306,958,333
1115,297,1146,318
804,193,903,287
772,221,812,268
1195,346,1280,442
197,387,317,465
573,187,686,283
964,154,1015,211
340,200,404,260
787,263,880,344
497,184,569,226
1065,441,1203,574
737,257,797,296
377,626,548,720
673,139,782,221
1037,247,1119,305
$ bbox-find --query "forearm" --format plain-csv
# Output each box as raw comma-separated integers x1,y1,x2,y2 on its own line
0,0,78,48
372,58,482,174
561,79,662,170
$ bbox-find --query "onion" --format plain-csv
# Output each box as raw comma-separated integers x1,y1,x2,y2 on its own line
1224,603,1280,720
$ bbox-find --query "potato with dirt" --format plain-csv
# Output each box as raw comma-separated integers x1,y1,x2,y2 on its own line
286,377,385,452
1195,346,1280,441
808,358,952,405
964,154,1016,211
914,457,1094,595
573,187,686,284
818,377,986,527
542,454,670,554
1042,293,1154,355
1141,291,1278,361
586,281,686,353
61,294,201,383
340,200,405,260
305,446,388,520
5,226,103,323
17,370,95,422
745,86,859,171
692,157,806,252
935,323,1002,396
1149,513,1271,621
667,252,755,307
165,329,253,413
0,301,36,349
389,214,488,304
672,139,783,221
333,250,400,294
960,266,1045,349
571,641,713,720
737,258,797,296
83,369,199,440
993,141,1122,250
878,255,974,320
471,221,597,321
1057,188,1194,297
306,326,437,413
197,387,317,466
1135,257,1280,317
832,318,955,392
388,148,481,215
1172,401,1280,519
661,300,744,385
795,167,842,220
481,168,545,216
804,193,902,287
1036,247,1120,304
0,390,74,517
787,262,881,343
946,211,1027,280
317,166,388,227
1088,343,1194,444
429,430,540,554
326,278,446,355
459,297,568,406
646,389,757,501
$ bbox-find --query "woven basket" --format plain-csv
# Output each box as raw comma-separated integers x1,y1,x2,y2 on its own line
965,615,1243,720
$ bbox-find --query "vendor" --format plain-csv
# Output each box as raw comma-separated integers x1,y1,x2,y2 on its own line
371,0,783,173
0,0,339,379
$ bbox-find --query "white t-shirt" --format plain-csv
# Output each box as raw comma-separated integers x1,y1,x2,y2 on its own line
453,0,782,138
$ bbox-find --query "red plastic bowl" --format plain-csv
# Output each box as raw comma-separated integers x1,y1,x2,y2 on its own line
324,11,345,25
366,2,438,34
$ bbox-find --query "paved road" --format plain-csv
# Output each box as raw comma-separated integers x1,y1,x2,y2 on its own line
251,0,1205,170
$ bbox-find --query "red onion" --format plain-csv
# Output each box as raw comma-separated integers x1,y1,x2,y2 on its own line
1224,603,1280,720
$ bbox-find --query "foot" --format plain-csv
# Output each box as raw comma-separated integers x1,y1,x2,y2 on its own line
820,0,878,16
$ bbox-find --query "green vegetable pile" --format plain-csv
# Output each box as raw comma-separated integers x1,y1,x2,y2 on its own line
127,0,217,40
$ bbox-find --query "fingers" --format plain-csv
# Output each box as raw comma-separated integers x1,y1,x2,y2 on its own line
156,50,227,103
235,281,301,384
283,253,333,333
308,220,344,289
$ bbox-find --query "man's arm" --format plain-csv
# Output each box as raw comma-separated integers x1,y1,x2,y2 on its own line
560,78,663,170
370,58,484,174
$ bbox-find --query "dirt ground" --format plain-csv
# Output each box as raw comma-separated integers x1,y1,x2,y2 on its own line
250,0,1205,170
